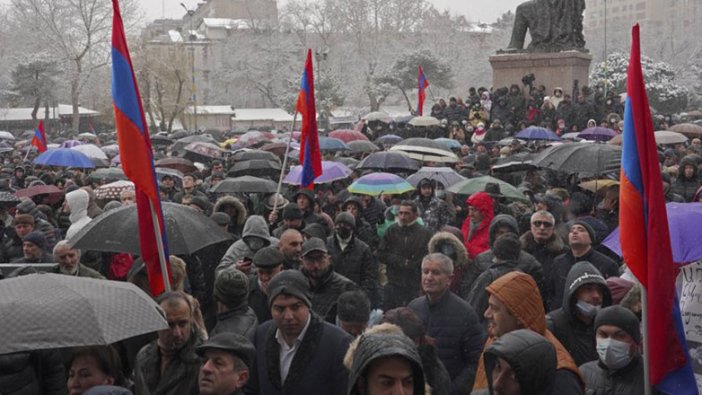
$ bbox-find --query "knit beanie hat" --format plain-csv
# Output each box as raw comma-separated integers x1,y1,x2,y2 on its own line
214,267,249,305
267,270,311,309
282,203,303,220
493,233,521,261
570,219,595,244
487,271,545,333
594,305,641,343
23,231,45,249
335,212,356,229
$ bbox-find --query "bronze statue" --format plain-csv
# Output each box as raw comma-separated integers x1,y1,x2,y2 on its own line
503,0,587,53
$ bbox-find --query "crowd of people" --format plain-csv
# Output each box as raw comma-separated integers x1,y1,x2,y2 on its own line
1,84,701,395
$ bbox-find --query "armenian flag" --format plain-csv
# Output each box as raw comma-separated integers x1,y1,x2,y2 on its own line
31,120,47,153
417,66,429,115
296,49,322,189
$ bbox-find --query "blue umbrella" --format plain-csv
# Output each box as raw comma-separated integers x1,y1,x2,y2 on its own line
434,138,462,149
516,126,561,141
33,148,95,168
375,134,403,146
318,137,350,152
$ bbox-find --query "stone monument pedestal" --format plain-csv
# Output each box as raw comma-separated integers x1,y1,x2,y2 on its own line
489,51,592,97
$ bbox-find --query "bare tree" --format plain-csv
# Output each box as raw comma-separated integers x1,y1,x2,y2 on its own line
7,54,60,121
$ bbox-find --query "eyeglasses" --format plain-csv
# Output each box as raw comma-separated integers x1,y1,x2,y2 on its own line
532,221,554,228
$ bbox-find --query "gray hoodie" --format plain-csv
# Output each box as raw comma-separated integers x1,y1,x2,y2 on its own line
217,215,278,273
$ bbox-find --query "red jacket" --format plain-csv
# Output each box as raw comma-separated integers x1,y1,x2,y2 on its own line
461,192,494,259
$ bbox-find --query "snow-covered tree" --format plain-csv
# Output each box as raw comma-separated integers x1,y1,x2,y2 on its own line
6,54,59,121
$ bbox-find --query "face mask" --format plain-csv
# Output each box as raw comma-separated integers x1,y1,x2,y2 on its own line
244,237,265,251
596,338,633,370
575,300,601,318
336,227,352,239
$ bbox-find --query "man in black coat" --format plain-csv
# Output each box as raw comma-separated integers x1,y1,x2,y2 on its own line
245,270,352,395
409,253,485,394
326,212,379,307
548,220,619,311
547,262,612,366
247,246,284,323
378,200,433,310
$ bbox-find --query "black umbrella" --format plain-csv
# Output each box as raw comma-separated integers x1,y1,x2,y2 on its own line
491,153,536,174
210,176,278,194
151,135,174,146
172,134,218,154
69,203,231,255
231,149,281,164
228,160,281,178
531,143,622,175
356,151,420,173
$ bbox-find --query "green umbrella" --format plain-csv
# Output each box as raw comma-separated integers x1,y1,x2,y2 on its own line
447,176,529,202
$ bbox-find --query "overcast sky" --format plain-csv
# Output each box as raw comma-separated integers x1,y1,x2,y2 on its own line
143,0,523,24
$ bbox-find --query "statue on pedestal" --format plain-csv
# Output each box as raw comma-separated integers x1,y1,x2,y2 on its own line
503,0,587,53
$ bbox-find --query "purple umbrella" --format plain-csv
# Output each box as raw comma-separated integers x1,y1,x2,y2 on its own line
284,161,352,185
111,154,121,166
60,140,83,148
578,127,617,141
515,126,561,141
603,202,702,264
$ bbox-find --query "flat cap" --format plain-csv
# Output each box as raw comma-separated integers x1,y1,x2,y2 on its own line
196,332,256,369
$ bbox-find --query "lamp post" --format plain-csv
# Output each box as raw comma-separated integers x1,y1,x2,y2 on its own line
181,3,198,133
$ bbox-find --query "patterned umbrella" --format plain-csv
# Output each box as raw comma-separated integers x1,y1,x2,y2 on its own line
0,273,167,354
515,126,561,141
0,191,20,206
183,142,224,162
237,131,278,147
172,134,218,154
319,137,350,152
406,166,466,187
348,140,380,154
578,127,617,141
328,130,368,143
347,173,414,196
33,148,95,168
94,180,134,200
284,161,352,185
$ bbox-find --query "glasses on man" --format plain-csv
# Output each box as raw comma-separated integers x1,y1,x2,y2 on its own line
532,220,554,228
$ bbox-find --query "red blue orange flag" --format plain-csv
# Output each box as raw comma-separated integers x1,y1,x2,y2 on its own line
417,66,429,116
111,0,171,296
619,24,696,394
296,49,322,189
31,120,47,153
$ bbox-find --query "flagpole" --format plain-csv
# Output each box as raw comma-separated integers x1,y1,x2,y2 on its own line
272,112,299,216
148,199,171,292
639,279,652,395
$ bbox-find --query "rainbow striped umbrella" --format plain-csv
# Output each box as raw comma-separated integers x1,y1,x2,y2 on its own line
347,172,414,196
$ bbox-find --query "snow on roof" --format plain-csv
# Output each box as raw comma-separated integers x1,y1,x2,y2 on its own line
233,108,295,122
185,105,235,115
168,30,183,42
203,18,251,30
0,104,99,122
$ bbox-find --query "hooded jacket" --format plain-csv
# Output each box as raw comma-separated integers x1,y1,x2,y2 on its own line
16,199,57,248
303,266,359,323
217,216,278,272
579,355,652,395
428,231,470,294
66,189,92,240
547,262,612,366
549,248,619,311
211,300,258,339
347,332,426,395
472,272,584,394
462,215,544,298
213,195,248,237
672,157,700,202
461,192,494,259
484,329,557,395
326,234,379,308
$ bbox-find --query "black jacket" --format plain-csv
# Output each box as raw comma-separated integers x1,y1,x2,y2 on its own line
211,301,258,339
304,268,358,323
133,331,201,395
520,231,569,311
549,248,618,311
0,350,66,395
326,234,379,307
378,221,433,309
547,262,612,366
246,313,352,395
580,355,657,395
408,291,485,394
247,276,271,323
466,260,521,323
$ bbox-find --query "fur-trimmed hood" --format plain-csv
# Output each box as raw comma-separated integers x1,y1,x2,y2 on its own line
214,195,248,225
428,231,469,268
520,231,565,256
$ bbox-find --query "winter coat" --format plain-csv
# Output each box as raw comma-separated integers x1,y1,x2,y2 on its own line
461,192,494,259
326,234,379,308
213,195,248,238
428,231,470,294
672,158,701,202
247,276,271,323
133,331,202,395
466,260,522,322
0,349,66,395
1,230,25,262
547,262,612,366
361,197,386,230
51,263,105,279
16,199,57,249
415,195,455,233
443,104,467,124
520,231,568,308
549,248,619,311
65,189,92,240
483,330,557,395
304,267,358,323
408,291,485,394
353,215,379,250
472,271,584,394
580,355,654,395
81,187,103,219
246,313,352,395
211,301,258,339
378,221,433,309
461,215,544,299
218,216,278,273
11,252,54,264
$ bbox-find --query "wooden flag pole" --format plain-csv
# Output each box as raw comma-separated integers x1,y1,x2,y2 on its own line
272,113,299,215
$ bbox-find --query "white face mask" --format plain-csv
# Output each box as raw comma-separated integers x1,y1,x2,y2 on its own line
575,300,601,318
596,338,633,370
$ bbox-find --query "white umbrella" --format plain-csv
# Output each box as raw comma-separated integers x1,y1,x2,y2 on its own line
654,130,688,145
78,132,98,140
390,138,459,163
362,111,392,123
408,116,440,127
0,131,15,140
72,144,108,159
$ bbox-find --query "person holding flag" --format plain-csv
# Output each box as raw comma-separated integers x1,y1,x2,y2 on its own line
417,66,429,116
619,24,697,395
297,49,322,190
31,121,47,153
111,0,171,296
